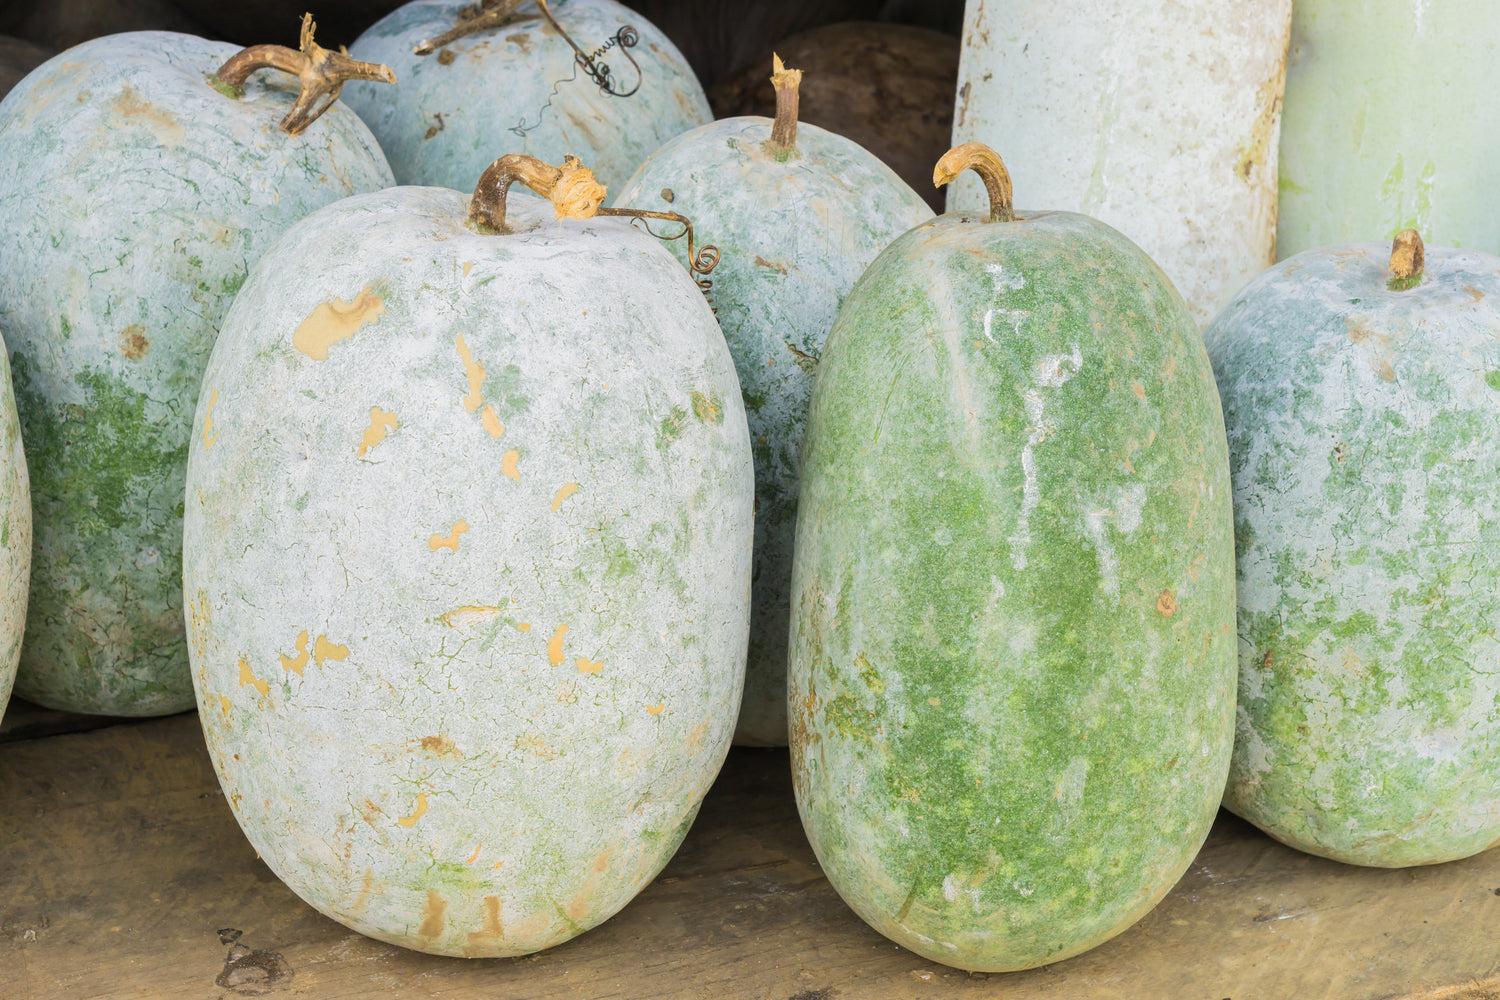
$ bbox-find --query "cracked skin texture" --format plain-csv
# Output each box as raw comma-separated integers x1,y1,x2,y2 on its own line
613,114,933,746
1205,243,1500,867
183,190,752,957
0,32,393,715
343,0,709,192
789,209,1236,971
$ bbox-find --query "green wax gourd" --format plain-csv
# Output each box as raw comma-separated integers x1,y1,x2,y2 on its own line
0,26,395,715
948,0,1292,325
0,342,29,727
344,0,710,193
790,144,1236,971
184,158,753,957
1277,2,1500,259
613,58,933,746
1206,232,1500,866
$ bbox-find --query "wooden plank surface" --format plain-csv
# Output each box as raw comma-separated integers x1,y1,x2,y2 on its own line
3,714,1500,999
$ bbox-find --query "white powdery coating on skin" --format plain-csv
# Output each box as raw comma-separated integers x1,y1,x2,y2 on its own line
184,189,751,957
1009,348,1083,570
1082,508,1119,596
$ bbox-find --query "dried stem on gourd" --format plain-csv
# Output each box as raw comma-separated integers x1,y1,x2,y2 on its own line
1388,229,1425,292
933,142,1016,224
467,153,607,234
465,153,721,306
212,13,396,136
414,0,526,55
765,54,801,159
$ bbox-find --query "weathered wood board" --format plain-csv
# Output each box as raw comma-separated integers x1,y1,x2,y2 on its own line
3,714,1500,999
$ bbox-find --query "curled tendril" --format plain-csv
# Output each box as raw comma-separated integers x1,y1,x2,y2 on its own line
542,6,642,98
416,0,644,100
597,207,720,307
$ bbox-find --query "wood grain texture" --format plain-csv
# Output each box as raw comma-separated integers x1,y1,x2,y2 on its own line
3,714,1500,997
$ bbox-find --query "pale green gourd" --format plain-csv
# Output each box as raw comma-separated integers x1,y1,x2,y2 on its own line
0,343,28,727
0,23,395,715
1206,231,1500,866
613,59,933,745
791,144,1236,971
344,0,709,193
184,156,753,956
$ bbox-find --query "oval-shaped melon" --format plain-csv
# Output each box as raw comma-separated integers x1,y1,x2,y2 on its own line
1205,236,1500,866
0,342,30,727
183,185,753,956
947,0,1292,324
790,151,1236,970
613,65,932,746
1276,2,1500,259
0,31,393,715
343,0,710,191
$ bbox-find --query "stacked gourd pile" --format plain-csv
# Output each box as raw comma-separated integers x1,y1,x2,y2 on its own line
0,0,1495,976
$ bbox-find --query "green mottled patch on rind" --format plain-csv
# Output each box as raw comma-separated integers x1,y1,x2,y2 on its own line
12,359,186,535
614,114,933,747
1206,241,1500,867
0,32,393,716
657,406,689,449
9,355,193,713
790,210,1235,971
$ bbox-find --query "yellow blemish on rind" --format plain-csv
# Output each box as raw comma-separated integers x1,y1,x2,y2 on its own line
418,889,446,937
502,450,520,481
547,624,569,666
551,483,579,512
293,286,385,360
441,605,503,628
456,333,486,413
429,520,470,551
279,630,310,675
517,622,531,632
112,86,186,145
202,388,219,449
691,391,721,423
647,703,664,715
467,896,503,947
314,635,349,667
398,793,430,828
466,844,483,865
357,406,398,456
217,694,232,716
238,657,269,696
462,261,474,277
480,405,505,438
576,656,603,675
